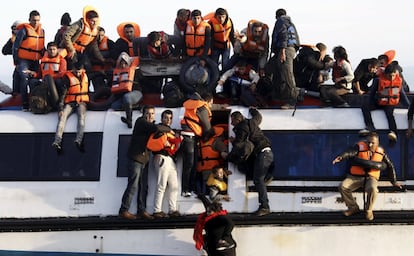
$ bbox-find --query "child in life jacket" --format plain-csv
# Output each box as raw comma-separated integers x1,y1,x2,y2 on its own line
206,166,231,202
215,59,260,105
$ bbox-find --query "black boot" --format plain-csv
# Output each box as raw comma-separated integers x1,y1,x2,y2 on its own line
121,105,133,128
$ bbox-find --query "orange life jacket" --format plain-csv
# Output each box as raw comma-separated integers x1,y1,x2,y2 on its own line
349,141,384,180
64,71,89,103
185,20,211,56
111,57,139,94
117,22,141,57
91,36,113,72
72,6,99,53
209,17,232,49
376,72,402,106
17,23,45,61
147,130,181,156
40,52,65,79
241,20,268,57
197,125,227,172
181,99,212,137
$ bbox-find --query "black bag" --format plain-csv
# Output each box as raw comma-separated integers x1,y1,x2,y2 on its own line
29,83,52,114
162,80,185,107
228,140,255,166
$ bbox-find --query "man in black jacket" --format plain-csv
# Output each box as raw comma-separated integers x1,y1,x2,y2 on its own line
229,108,274,216
119,105,171,220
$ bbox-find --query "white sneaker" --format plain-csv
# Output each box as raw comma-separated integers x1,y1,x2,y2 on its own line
215,84,224,94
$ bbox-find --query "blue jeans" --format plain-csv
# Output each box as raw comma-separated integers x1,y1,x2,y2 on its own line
16,59,39,106
253,150,274,209
181,135,196,193
111,90,143,110
211,48,230,71
120,160,149,213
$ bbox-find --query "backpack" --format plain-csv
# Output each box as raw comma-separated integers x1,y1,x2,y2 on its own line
29,83,53,114
162,80,185,107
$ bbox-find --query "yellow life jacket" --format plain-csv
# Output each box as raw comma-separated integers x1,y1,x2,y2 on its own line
206,172,227,192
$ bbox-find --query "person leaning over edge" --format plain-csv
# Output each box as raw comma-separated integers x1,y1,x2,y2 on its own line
228,108,274,216
333,132,402,221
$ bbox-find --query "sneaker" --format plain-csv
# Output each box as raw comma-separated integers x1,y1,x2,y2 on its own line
365,210,374,221
168,211,181,218
254,207,270,216
388,131,397,142
121,116,132,128
215,84,224,94
343,207,360,217
281,104,294,110
153,212,169,219
181,191,192,197
52,141,62,152
336,102,350,108
216,239,232,251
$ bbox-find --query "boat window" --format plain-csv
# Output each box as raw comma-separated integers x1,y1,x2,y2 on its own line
117,135,130,177
0,133,102,181
265,131,403,180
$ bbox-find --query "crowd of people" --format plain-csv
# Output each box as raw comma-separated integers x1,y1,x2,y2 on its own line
2,5,413,255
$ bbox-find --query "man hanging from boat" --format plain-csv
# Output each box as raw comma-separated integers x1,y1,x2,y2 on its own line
333,132,402,221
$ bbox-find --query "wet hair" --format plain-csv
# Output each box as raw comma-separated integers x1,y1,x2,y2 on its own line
235,60,248,67
161,109,173,119
231,111,244,122
142,105,155,116
332,46,349,62
367,57,379,67
29,10,40,19
177,8,190,18
207,201,223,213
201,92,213,102
86,10,99,19
147,31,162,43
47,41,57,48
316,42,327,52
384,61,401,74
191,9,202,17
215,8,227,16
60,12,71,26
73,62,84,70
276,8,286,18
